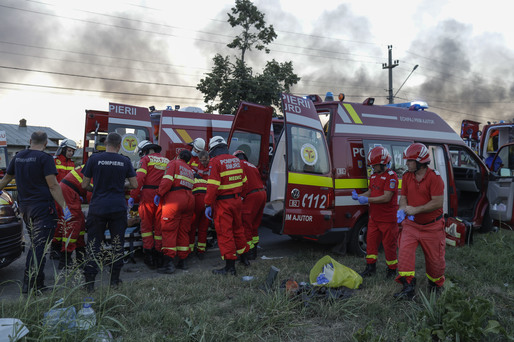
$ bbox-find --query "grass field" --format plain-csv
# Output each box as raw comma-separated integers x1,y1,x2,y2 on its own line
2,229,513,341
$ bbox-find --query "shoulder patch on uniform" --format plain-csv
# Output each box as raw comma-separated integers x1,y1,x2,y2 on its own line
388,170,394,175
434,170,441,176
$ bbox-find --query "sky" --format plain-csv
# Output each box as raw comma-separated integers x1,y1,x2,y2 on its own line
1,0,513,144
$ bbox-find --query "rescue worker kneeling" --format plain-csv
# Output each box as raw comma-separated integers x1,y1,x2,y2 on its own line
155,149,195,274
205,136,250,276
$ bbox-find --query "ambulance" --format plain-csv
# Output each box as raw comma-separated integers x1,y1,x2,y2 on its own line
461,119,514,230
227,93,493,255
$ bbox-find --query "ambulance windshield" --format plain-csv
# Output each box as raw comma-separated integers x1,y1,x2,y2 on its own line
287,124,330,175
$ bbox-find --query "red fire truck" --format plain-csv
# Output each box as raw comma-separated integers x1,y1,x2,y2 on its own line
461,119,514,230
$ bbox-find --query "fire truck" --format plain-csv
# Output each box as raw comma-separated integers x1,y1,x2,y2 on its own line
83,94,493,256
461,119,514,230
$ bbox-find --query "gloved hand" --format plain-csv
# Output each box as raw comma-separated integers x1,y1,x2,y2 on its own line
407,215,415,221
154,195,160,206
63,207,72,221
194,173,202,179
358,196,368,205
351,190,359,201
79,196,84,203
205,206,213,221
397,210,406,223
128,197,135,209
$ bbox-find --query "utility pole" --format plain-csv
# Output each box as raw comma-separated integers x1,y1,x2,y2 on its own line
382,45,399,104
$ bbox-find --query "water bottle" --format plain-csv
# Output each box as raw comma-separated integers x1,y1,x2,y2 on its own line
76,297,96,330
43,298,77,332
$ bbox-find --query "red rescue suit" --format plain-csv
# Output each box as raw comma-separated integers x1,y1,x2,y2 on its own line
58,165,89,252
240,160,266,250
157,159,194,259
366,169,399,269
189,162,210,254
396,168,445,286
54,154,75,183
205,154,249,260
130,152,169,250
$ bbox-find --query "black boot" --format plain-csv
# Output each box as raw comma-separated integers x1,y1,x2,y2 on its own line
21,274,31,294
212,259,237,276
428,280,443,295
143,249,156,269
157,255,176,274
58,251,72,270
386,267,397,279
154,250,164,269
84,274,95,293
247,244,258,260
359,263,376,277
176,258,189,270
394,277,416,300
239,252,251,267
110,269,122,288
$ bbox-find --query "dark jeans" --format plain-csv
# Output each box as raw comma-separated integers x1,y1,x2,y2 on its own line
84,211,127,277
21,204,58,283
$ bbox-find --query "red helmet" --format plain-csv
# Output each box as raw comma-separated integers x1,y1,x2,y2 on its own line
403,143,431,163
367,146,391,166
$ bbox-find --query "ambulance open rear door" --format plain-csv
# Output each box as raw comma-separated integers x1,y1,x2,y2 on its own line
280,93,334,236
487,142,514,226
226,102,273,179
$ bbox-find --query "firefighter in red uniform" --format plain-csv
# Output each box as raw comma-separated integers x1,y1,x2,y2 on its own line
395,143,445,300
189,150,210,259
57,165,90,269
205,136,250,275
155,149,195,274
233,150,266,260
51,139,77,258
129,140,169,269
352,146,399,278
188,137,206,174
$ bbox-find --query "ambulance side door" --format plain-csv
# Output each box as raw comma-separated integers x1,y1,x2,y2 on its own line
487,143,514,224
281,93,334,235
227,102,273,179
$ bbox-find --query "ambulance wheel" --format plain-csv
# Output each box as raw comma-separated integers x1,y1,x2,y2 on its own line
348,219,367,257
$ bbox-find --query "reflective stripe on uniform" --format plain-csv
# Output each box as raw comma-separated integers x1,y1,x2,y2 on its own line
426,273,443,283
220,169,243,177
175,174,194,184
219,182,243,190
70,169,83,183
366,254,378,260
141,232,153,238
399,271,415,277
56,165,75,171
208,179,220,186
136,168,147,174
163,174,174,181
386,259,398,266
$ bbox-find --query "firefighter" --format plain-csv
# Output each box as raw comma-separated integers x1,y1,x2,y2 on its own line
54,139,77,182
51,138,77,258
188,137,206,172
57,165,90,269
205,136,250,275
395,143,445,300
81,132,137,292
233,150,266,260
128,140,169,269
155,149,195,274
189,150,210,259
352,146,399,278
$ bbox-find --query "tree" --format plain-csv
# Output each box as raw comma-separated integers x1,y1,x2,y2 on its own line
197,0,300,114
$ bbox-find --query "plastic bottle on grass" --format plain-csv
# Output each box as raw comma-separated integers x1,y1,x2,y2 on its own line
76,297,96,330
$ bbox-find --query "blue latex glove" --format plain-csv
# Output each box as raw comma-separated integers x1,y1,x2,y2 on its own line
63,207,72,221
397,210,406,223
351,190,359,201
205,206,213,221
407,215,415,221
128,197,135,209
79,196,84,203
358,196,369,205
154,195,160,206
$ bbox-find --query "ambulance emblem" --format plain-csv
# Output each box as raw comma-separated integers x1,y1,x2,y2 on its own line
291,188,300,199
300,143,318,166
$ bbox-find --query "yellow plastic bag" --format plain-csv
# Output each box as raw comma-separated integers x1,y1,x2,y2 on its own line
309,255,362,289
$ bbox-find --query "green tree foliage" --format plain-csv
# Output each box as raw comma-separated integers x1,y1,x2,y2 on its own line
197,0,300,114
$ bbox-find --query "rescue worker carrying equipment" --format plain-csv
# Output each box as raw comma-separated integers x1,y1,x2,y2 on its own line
352,146,399,279
395,143,445,300
233,150,266,261
130,140,169,269
205,136,250,275
156,149,195,274
51,138,77,259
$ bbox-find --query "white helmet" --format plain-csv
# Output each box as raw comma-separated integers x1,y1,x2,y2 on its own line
190,138,206,151
134,140,161,157
208,136,227,151
56,138,77,156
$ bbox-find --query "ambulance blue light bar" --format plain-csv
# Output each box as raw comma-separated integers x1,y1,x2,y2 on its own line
385,101,428,111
